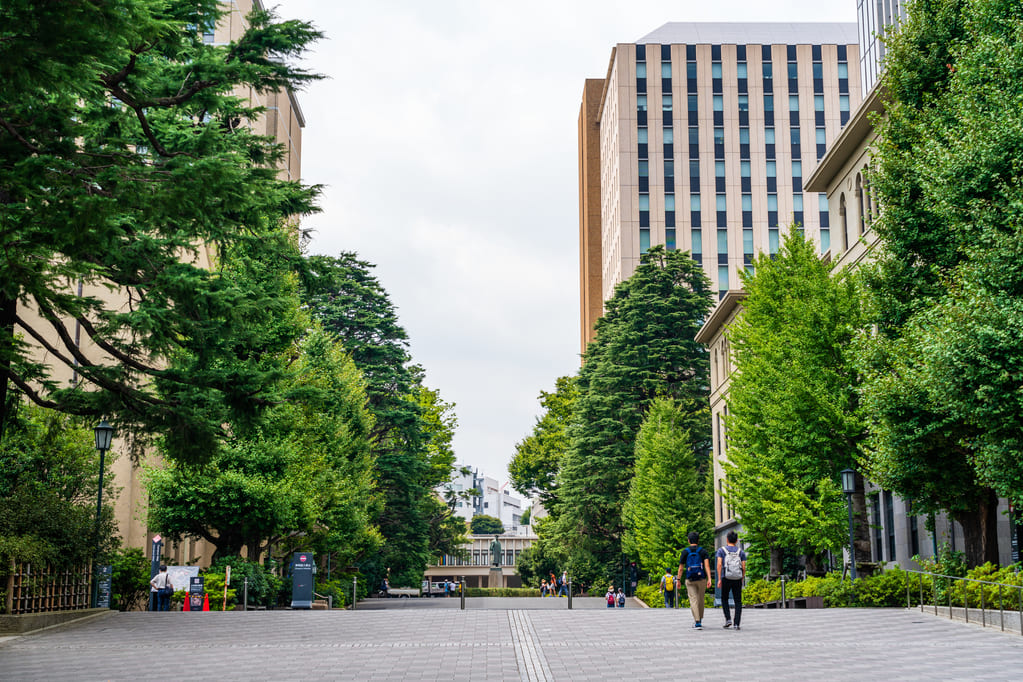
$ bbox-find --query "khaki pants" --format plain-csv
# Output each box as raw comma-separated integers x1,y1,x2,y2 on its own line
685,579,707,622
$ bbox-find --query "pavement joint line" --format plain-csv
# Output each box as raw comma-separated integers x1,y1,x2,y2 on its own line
509,609,553,682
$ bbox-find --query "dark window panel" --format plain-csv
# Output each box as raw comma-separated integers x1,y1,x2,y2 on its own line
793,211,803,224
664,143,673,156
768,211,778,226
716,177,725,192
765,144,775,159
666,211,676,227
637,110,647,126
762,44,772,60
812,45,822,60
718,253,728,264
815,111,825,126
713,79,722,94
739,112,749,126
814,78,824,93
639,211,650,227
636,45,646,59
740,144,750,159
638,143,648,158
639,176,649,192
712,45,721,60
637,78,646,93
687,45,696,60
791,143,801,157
790,111,800,126
691,211,702,227
817,144,826,159
661,44,671,60
837,44,847,60
664,111,673,126
662,78,672,91
820,211,830,227
714,111,724,126
664,176,674,192
738,79,748,94
788,78,799,91
690,175,700,191
717,211,727,226
689,110,698,125
839,78,849,93
688,77,697,90
741,177,751,192
793,177,802,193
737,45,746,60
767,177,777,192
841,110,850,125
786,45,796,60
742,211,753,228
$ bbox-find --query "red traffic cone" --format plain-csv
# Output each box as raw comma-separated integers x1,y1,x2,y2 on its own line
202,593,210,611
183,593,190,611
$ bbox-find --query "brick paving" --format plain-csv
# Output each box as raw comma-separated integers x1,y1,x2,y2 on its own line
2,601,1022,681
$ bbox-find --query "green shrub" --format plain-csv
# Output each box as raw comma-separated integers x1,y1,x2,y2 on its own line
635,583,663,607
465,587,540,597
208,556,281,608
110,547,150,611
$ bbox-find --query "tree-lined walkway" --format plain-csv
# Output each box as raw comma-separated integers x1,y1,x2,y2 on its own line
2,606,1022,680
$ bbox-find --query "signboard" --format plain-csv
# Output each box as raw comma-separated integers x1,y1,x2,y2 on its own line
96,565,113,609
290,552,314,609
188,575,205,612
225,565,231,586
149,537,163,611
167,565,200,594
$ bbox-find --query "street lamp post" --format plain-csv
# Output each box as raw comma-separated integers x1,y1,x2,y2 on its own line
840,468,857,581
92,420,114,608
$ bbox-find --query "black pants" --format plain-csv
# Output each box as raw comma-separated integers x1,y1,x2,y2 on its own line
720,578,743,625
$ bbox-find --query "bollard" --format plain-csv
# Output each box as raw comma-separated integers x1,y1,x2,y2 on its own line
460,581,465,610
352,577,357,611
780,575,786,609
243,578,248,612
567,578,572,610
328,595,333,610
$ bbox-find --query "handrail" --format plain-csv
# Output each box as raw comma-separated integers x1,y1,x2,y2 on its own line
312,591,333,609
903,568,1023,636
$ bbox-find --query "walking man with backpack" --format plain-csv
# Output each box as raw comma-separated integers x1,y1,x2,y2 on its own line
659,568,676,608
677,531,712,629
716,530,747,630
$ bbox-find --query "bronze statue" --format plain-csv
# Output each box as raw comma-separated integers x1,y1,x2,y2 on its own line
490,536,502,567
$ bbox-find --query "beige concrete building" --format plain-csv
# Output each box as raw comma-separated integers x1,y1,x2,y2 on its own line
425,531,538,589
578,23,861,355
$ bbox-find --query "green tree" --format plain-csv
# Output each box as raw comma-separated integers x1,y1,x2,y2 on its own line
0,401,118,569
299,253,455,587
415,385,468,563
508,376,578,510
0,1,322,455
552,246,713,584
146,327,378,566
860,0,1023,564
723,231,863,574
470,515,505,536
622,397,711,576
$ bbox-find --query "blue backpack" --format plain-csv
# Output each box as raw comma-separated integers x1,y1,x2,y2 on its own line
685,547,705,581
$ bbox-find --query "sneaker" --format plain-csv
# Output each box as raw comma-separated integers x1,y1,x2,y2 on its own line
723,621,732,629
734,624,741,631
693,622,702,629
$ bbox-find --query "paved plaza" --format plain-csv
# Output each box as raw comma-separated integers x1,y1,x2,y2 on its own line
2,600,1022,681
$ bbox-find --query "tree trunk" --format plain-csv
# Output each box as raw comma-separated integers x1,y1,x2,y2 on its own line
769,545,784,577
955,487,1001,567
0,295,16,442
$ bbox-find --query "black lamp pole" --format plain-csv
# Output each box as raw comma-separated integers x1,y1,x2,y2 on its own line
840,468,857,581
92,420,114,607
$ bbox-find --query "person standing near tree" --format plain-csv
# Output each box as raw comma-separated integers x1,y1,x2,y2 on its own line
149,565,174,612
716,531,747,630
678,531,712,629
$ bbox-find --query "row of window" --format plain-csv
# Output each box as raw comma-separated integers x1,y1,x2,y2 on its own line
435,550,522,567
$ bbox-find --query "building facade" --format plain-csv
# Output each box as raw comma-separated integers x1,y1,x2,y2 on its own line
578,22,861,354
442,466,526,532
424,530,537,589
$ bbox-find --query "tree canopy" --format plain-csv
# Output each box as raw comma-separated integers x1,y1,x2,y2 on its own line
508,375,577,510
859,0,1023,564
723,231,862,573
551,246,713,584
0,0,322,459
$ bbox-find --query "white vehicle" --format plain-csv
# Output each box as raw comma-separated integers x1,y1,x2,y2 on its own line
386,586,420,598
421,580,453,597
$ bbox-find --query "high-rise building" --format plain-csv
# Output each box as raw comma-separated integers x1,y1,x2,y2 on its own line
856,0,909,95
578,23,860,354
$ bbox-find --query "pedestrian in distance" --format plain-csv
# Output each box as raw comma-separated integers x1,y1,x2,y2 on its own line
541,579,548,597
678,531,712,629
717,530,748,631
605,585,616,608
659,568,676,608
616,587,626,608
559,570,569,597
150,565,174,611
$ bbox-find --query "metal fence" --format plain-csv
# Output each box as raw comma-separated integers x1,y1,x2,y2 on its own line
905,568,1023,636
4,561,93,615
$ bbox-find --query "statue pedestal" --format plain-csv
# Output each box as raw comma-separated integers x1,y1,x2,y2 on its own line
489,567,503,589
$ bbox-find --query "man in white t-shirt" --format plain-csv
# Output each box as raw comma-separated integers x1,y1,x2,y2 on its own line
716,531,748,630
149,565,175,611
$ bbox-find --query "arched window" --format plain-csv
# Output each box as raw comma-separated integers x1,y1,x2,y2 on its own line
839,192,849,253
855,172,864,237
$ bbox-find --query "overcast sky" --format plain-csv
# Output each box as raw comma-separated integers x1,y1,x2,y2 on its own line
273,1,857,495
